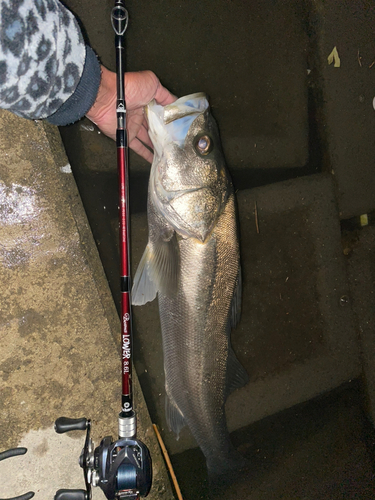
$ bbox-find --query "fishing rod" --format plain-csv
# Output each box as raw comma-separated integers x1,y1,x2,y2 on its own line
52,2,152,499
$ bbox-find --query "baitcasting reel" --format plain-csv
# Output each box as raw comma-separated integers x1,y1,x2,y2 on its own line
54,416,152,500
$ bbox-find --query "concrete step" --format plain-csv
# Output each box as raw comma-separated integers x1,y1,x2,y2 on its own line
229,173,360,430
129,173,361,455
55,0,371,483
172,382,375,500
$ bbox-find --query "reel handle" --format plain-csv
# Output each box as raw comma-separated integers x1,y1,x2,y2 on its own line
0,447,35,500
5,493,34,500
54,489,88,500
54,417,89,434
53,418,92,500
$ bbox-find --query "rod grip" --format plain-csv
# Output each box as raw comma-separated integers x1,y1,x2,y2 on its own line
54,489,87,500
54,417,88,434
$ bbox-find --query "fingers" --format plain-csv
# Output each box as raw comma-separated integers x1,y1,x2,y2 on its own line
127,108,153,150
125,71,158,108
153,80,177,106
129,137,154,164
136,123,153,150
112,70,175,162
125,70,176,108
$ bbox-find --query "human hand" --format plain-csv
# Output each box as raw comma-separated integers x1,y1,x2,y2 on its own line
86,66,176,162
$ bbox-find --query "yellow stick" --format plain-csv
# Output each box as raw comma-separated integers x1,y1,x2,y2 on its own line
254,201,260,234
153,424,184,500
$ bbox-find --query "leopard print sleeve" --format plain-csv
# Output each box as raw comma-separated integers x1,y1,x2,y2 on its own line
0,0,100,124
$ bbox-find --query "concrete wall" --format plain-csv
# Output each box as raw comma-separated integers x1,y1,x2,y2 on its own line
0,110,173,499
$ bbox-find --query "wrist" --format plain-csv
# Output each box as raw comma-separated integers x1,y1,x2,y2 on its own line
86,66,117,139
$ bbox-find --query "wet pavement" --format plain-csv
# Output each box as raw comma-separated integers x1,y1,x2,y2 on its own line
4,0,375,499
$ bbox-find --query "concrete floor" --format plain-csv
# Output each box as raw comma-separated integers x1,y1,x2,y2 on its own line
2,0,375,499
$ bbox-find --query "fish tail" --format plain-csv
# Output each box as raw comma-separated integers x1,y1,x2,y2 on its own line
207,448,248,484
207,451,249,498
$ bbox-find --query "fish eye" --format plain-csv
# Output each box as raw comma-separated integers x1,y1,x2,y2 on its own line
195,135,212,155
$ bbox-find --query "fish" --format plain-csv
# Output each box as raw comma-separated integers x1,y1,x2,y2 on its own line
132,93,248,481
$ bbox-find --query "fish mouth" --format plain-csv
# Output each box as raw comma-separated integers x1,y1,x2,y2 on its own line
146,93,209,150
146,93,207,122
162,93,207,124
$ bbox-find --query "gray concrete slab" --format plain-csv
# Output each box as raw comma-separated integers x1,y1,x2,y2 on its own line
130,173,361,455
310,0,375,218
0,110,173,500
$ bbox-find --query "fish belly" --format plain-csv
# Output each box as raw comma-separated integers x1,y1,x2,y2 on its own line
158,193,242,470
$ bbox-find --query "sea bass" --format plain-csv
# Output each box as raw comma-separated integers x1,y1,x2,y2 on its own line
132,93,248,478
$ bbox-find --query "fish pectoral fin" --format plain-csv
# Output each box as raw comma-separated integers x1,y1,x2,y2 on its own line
152,230,179,297
132,232,179,305
165,394,186,439
131,244,158,306
230,266,242,328
132,232,180,306
226,347,249,397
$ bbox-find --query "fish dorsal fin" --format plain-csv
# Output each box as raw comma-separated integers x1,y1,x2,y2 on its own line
132,231,179,306
230,266,242,328
226,347,249,397
165,392,186,438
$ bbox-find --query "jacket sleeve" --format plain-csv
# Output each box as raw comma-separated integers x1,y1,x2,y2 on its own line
0,0,101,125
